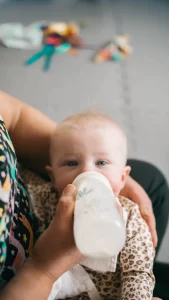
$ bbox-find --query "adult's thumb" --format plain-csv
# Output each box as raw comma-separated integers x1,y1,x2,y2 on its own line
57,184,77,221
63,184,76,196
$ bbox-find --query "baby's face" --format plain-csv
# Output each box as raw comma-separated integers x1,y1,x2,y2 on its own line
49,124,130,197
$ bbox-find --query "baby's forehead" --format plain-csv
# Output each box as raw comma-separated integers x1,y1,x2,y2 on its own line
53,121,126,149
50,116,127,164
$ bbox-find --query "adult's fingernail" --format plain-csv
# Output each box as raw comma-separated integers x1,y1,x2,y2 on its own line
63,184,76,195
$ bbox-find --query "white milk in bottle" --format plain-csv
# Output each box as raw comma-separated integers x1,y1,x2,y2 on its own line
73,171,126,258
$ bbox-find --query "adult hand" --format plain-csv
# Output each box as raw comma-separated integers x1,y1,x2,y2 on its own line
121,176,158,248
1,184,84,300
32,184,84,281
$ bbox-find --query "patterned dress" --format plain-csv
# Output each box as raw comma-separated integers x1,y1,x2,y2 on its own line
0,116,34,290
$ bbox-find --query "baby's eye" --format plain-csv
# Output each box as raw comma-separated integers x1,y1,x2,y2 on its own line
67,161,78,166
96,160,107,166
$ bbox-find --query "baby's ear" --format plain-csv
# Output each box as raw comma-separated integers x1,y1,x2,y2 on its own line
45,165,55,183
121,165,131,186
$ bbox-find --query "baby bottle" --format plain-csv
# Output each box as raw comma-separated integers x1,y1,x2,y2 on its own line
73,171,126,258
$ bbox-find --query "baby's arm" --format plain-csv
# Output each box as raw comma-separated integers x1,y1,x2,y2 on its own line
120,199,155,299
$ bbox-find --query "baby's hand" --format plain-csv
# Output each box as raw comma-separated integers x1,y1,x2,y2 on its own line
32,184,85,282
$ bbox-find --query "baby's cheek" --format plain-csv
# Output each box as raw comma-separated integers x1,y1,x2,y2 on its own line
54,173,77,195
108,177,123,195
53,176,67,195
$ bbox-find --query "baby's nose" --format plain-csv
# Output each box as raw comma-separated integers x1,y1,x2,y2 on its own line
80,165,94,174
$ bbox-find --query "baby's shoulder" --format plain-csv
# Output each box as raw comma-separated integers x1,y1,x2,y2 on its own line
118,195,145,228
118,195,151,242
118,195,139,215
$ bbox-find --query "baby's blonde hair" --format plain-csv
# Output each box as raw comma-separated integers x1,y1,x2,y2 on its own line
51,111,128,165
62,110,114,125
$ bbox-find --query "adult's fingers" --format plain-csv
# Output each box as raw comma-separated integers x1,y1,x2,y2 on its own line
139,203,158,248
56,184,77,225
125,177,158,248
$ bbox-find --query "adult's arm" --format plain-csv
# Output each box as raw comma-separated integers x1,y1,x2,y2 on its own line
1,259,54,300
121,176,157,248
0,90,56,175
1,184,84,300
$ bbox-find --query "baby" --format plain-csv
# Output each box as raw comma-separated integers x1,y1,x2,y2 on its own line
23,111,155,299
47,112,130,199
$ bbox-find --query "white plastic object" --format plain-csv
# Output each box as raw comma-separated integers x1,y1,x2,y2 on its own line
73,171,126,258
0,22,42,49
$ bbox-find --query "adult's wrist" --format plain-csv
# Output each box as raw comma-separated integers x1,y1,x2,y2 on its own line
25,257,56,284
1,258,55,300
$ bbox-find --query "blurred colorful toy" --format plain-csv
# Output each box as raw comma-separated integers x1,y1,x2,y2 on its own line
93,35,132,63
25,20,132,71
25,22,84,71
